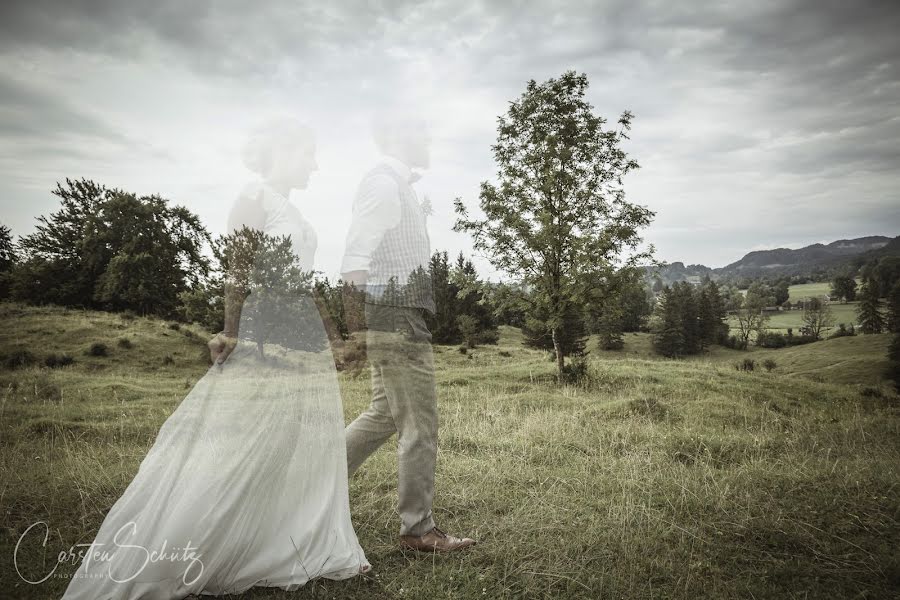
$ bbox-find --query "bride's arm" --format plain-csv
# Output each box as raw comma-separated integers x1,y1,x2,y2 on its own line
209,190,266,365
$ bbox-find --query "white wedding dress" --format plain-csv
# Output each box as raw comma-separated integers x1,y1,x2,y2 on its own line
62,183,370,600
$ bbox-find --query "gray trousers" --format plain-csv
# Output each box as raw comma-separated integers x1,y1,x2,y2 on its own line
345,303,437,537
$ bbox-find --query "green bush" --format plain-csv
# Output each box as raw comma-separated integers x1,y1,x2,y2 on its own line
561,357,590,384
756,331,787,348
763,358,777,372
88,342,109,357
44,353,74,368
723,335,748,350
735,358,756,372
3,348,37,369
117,337,133,349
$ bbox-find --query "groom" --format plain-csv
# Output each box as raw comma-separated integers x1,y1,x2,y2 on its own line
341,109,476,553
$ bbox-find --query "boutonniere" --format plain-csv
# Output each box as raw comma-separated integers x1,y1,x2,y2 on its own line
420,195,433,218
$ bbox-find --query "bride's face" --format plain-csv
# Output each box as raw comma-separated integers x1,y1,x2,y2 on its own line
269,137,318,191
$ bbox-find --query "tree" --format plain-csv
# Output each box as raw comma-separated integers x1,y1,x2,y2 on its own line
856,277,885,334
831,274,857,303
887,279,900,334
216,226,322,354
483,281,529,328
0,224,16,299
735,292,769,345
888,334,900,393
800,296,835,340
454,71,654,382
12,179,210,316
772,279,790,306
12,179,109,306
652,285,686,357
698,280,728,347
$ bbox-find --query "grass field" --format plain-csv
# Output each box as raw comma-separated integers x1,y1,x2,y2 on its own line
1,303,899,599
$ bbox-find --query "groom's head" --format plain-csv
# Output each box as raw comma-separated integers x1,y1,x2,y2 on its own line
371,105,431,170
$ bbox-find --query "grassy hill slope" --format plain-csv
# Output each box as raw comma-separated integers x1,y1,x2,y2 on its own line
1,304,898,599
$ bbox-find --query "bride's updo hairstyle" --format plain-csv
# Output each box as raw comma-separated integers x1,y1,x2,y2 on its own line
241,116,315,178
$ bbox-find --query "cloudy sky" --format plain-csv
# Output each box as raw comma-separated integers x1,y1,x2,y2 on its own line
1,0,898,279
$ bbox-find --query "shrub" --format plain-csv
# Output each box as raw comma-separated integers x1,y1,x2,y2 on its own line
44,353,74,368
3,349,37,369
561,357,590,384
457,346,467,354
763,358,777,372
476,328,500,346
117,337,133,349
162,354,175,365
498,350,512,357
167,322,181,331
860,386,884,399
723,335,748,350
88,342,108,357
735,358,756,372
829,323,857,339
756,330,787,348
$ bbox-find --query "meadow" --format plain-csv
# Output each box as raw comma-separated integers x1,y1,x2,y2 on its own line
1,302,898,599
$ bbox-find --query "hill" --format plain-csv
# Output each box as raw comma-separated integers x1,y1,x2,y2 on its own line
1,304,898,599
648,234,898,284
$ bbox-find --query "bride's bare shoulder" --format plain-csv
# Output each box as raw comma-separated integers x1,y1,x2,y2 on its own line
227,182,267,233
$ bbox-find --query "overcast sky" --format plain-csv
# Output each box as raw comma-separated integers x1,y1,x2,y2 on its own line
1,0,898,279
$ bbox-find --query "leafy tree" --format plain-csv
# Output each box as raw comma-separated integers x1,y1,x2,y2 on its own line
800,296,835,340
772,279,790,305
735,291,769,345
831,274,857,303
856,277,885,334
217,226,321,354
12,179,210,316
483,281,529,328
12,179,109,306
454,71,654,382
873,257,900,298
91,193,210,315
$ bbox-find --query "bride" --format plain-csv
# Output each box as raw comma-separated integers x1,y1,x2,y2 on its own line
62,117,370,599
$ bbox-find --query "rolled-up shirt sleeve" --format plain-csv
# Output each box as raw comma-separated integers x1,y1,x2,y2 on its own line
341,174,401,274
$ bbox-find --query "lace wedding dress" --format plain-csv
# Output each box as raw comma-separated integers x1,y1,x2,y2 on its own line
62,183,369,600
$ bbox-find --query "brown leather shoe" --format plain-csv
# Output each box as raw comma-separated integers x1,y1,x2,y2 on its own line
399,526,476,553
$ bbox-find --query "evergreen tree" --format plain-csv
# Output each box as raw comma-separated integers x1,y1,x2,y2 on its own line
652,285,685,357
698,280,728,348
0,224,16,299
856,278,885,334
596,302,625,350
886,279,900,334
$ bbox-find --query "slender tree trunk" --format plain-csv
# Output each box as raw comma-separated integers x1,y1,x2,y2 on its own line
552,326,564,383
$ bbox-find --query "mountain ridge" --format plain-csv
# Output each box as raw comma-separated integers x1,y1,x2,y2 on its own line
649,234,897,283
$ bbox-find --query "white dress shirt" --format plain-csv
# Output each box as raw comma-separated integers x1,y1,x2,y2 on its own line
341,155,419,275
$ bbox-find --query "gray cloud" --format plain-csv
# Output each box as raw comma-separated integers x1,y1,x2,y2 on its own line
0,0,898,270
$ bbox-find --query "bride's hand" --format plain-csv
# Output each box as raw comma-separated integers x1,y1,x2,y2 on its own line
208,333,238,366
